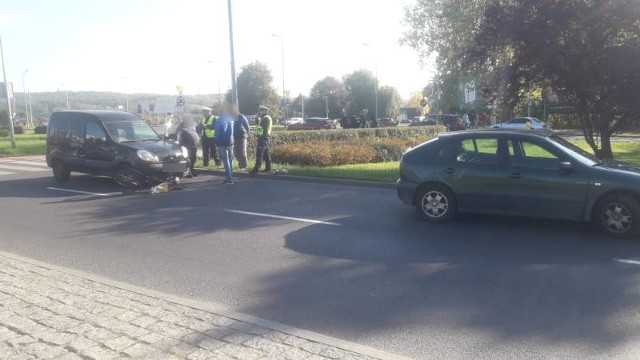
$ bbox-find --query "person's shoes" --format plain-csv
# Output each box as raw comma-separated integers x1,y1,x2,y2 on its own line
223,180,234,184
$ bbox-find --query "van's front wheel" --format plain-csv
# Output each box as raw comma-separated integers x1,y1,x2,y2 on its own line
51,159,70,181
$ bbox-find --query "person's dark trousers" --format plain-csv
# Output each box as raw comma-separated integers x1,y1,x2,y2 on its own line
234,137,248,169
251,137,271,173
187,146,197,176
201,137,221,166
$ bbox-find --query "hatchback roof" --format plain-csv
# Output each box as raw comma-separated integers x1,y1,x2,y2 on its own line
51,110,142,122
439,128,554,138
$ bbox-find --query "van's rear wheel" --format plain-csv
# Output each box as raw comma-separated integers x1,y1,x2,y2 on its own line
51,159,70,181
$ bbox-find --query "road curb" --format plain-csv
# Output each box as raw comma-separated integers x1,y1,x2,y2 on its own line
196,168,397,190
0,250,412,360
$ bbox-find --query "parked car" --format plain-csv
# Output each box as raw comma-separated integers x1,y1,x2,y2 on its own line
46,110,189,187
285,117,303,126
397,129,640,238
410,114,464,131
378,118,398,127
494,117,548,130
287,117,337,130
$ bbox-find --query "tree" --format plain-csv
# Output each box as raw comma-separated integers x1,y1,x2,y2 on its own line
377,86,402,119
226,62,282,120
343,70,377,120
305,77,348,118
468,0,640,159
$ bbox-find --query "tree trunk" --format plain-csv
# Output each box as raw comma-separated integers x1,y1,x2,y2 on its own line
599,133,613,160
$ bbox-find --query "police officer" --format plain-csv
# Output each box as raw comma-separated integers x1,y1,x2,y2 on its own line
200,108,221,167
249,105,272,175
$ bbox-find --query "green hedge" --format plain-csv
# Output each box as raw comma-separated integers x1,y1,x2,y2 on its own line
246,125,444,160
13,126,24,135
0,129,9,138
34,125,47,134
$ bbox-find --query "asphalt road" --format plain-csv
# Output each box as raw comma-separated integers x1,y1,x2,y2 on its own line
1,160,640,359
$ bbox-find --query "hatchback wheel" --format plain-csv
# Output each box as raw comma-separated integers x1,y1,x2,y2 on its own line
416,184,457,223
595,195,640,238
51,159,70,181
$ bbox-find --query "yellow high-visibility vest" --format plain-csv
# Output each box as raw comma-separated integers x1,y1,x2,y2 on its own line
202,115,217,138
256,115,272,137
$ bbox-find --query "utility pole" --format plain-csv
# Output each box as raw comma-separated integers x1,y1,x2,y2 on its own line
22,69,29,126
227,0,238,105
0,35,16,149
362,43,378,123
271,34,286,122
301,93,304,119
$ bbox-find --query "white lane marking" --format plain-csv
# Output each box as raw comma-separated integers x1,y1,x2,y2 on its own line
45,187,115,197
0,164,47,172
0,171,15,176
613,258,640,266
226,210,341,226
8,160,49,167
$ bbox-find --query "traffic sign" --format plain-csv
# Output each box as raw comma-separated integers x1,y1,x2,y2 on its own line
420,98,428,107
176,96,186,107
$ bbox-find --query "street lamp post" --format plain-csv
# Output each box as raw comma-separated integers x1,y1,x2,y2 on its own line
271,34,286,122
22,69,29,126
208,60,222,105
227,0,238,105
0,35,16,149
362,43,378,123
324,95,329,118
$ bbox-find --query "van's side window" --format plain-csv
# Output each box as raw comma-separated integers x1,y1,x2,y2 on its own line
85,122,107,144
68,120,84,141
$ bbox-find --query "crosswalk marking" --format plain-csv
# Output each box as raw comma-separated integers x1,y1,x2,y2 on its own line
8,160,49,167
0,171,14,176
0,164,48,172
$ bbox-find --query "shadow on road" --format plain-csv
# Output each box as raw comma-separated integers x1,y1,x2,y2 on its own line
241,210,640,352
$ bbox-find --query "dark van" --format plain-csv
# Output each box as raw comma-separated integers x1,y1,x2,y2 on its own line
46,111,189,186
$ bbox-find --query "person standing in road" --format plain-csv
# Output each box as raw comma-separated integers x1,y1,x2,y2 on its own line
249,105,272,175
175,117,200,177
200,108,221,167
462,111,470,128
215,103,235,184
232,104,250,170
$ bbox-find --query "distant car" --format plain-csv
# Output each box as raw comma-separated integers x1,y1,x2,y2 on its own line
287,117,336,130
397,129,640,238
494,117,548,130
378,118,398,127
399,118,412,125
410,114,464,131
285,117,303,126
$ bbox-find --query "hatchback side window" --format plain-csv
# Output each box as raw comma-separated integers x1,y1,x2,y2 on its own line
510,140,561,170
85,122,107,144
457,138,499,165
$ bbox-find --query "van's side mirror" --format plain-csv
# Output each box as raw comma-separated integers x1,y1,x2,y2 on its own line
559,161,574,173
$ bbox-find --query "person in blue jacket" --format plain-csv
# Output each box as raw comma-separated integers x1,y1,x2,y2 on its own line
215,103,235,184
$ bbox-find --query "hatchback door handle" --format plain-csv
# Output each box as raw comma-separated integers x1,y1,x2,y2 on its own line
442,168,455,175
510,173,522,179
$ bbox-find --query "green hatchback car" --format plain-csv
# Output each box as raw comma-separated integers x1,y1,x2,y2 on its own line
397,129,640,238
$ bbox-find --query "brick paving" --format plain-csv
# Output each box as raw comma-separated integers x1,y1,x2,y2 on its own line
0,254,385,360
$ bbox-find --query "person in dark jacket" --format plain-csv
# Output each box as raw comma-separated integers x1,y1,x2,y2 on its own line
175,118,200,177
232,104,250,170
215,103,235,184
249,105,272,175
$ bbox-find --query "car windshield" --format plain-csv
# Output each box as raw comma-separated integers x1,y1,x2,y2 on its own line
548,134,600,165
104,121,161,143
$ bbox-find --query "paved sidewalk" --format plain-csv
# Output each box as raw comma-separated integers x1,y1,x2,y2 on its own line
0,252,400,360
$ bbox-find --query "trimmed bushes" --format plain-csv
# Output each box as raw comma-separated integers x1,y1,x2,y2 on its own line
34,125,47,134
247,125,444,164
13,126,24,135
263,126,444,166
0,129,9,138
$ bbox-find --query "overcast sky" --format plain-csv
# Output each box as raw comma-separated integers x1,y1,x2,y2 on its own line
1,0,434,99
